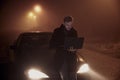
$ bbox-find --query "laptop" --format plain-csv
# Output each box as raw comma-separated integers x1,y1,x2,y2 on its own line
64,37,84,49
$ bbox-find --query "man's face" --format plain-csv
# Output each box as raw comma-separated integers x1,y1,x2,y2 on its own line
64,21,73,31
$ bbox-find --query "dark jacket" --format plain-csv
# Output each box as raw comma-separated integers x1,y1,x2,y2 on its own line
50,24,78,49
50,24,78,71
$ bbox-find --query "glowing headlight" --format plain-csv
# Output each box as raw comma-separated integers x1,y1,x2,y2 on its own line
77,64,89,73
27,68,49,80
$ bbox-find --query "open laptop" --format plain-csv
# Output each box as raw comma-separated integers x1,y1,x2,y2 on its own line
64,37,84,49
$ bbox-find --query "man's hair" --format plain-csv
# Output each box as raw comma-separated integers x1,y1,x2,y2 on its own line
64,16,73,22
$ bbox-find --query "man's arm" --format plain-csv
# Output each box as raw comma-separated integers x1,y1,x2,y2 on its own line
49,29,60,48
73,29,78,38
68,29,78,52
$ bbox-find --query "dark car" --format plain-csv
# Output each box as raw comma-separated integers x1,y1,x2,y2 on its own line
9,31,90,80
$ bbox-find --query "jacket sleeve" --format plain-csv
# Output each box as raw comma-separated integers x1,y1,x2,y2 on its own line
75,31,78,37
49,29,59,48
73,29,78,38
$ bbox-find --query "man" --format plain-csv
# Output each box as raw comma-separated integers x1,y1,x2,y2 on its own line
50,16,78,80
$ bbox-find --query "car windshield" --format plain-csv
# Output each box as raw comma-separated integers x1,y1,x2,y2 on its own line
20,33,51,46
15,33,52,50
15,32,54,65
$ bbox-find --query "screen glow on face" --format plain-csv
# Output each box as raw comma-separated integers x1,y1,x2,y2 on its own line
65,22,73,30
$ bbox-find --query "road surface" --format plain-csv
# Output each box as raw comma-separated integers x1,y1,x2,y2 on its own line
77,48,120,80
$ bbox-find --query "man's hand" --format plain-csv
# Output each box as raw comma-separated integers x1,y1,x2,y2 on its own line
68,46,77,52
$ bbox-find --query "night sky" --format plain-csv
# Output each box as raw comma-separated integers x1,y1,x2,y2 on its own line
0,0,120,43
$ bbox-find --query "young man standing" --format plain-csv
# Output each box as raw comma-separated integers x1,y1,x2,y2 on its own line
50,16,78,80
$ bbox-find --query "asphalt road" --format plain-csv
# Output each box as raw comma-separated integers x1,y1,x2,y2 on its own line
77,48,120,80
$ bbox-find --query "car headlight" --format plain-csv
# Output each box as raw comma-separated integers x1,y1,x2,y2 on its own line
26,68,49,80
77,64,89,74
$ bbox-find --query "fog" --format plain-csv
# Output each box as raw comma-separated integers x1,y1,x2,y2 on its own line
0,0,120,43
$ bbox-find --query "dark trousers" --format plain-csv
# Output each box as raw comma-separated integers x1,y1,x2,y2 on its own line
53,49,77,80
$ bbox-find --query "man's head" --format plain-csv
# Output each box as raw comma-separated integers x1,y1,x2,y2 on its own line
63,16,73,31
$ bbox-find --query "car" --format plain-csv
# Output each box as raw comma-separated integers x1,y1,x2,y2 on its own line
9,31,90,80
